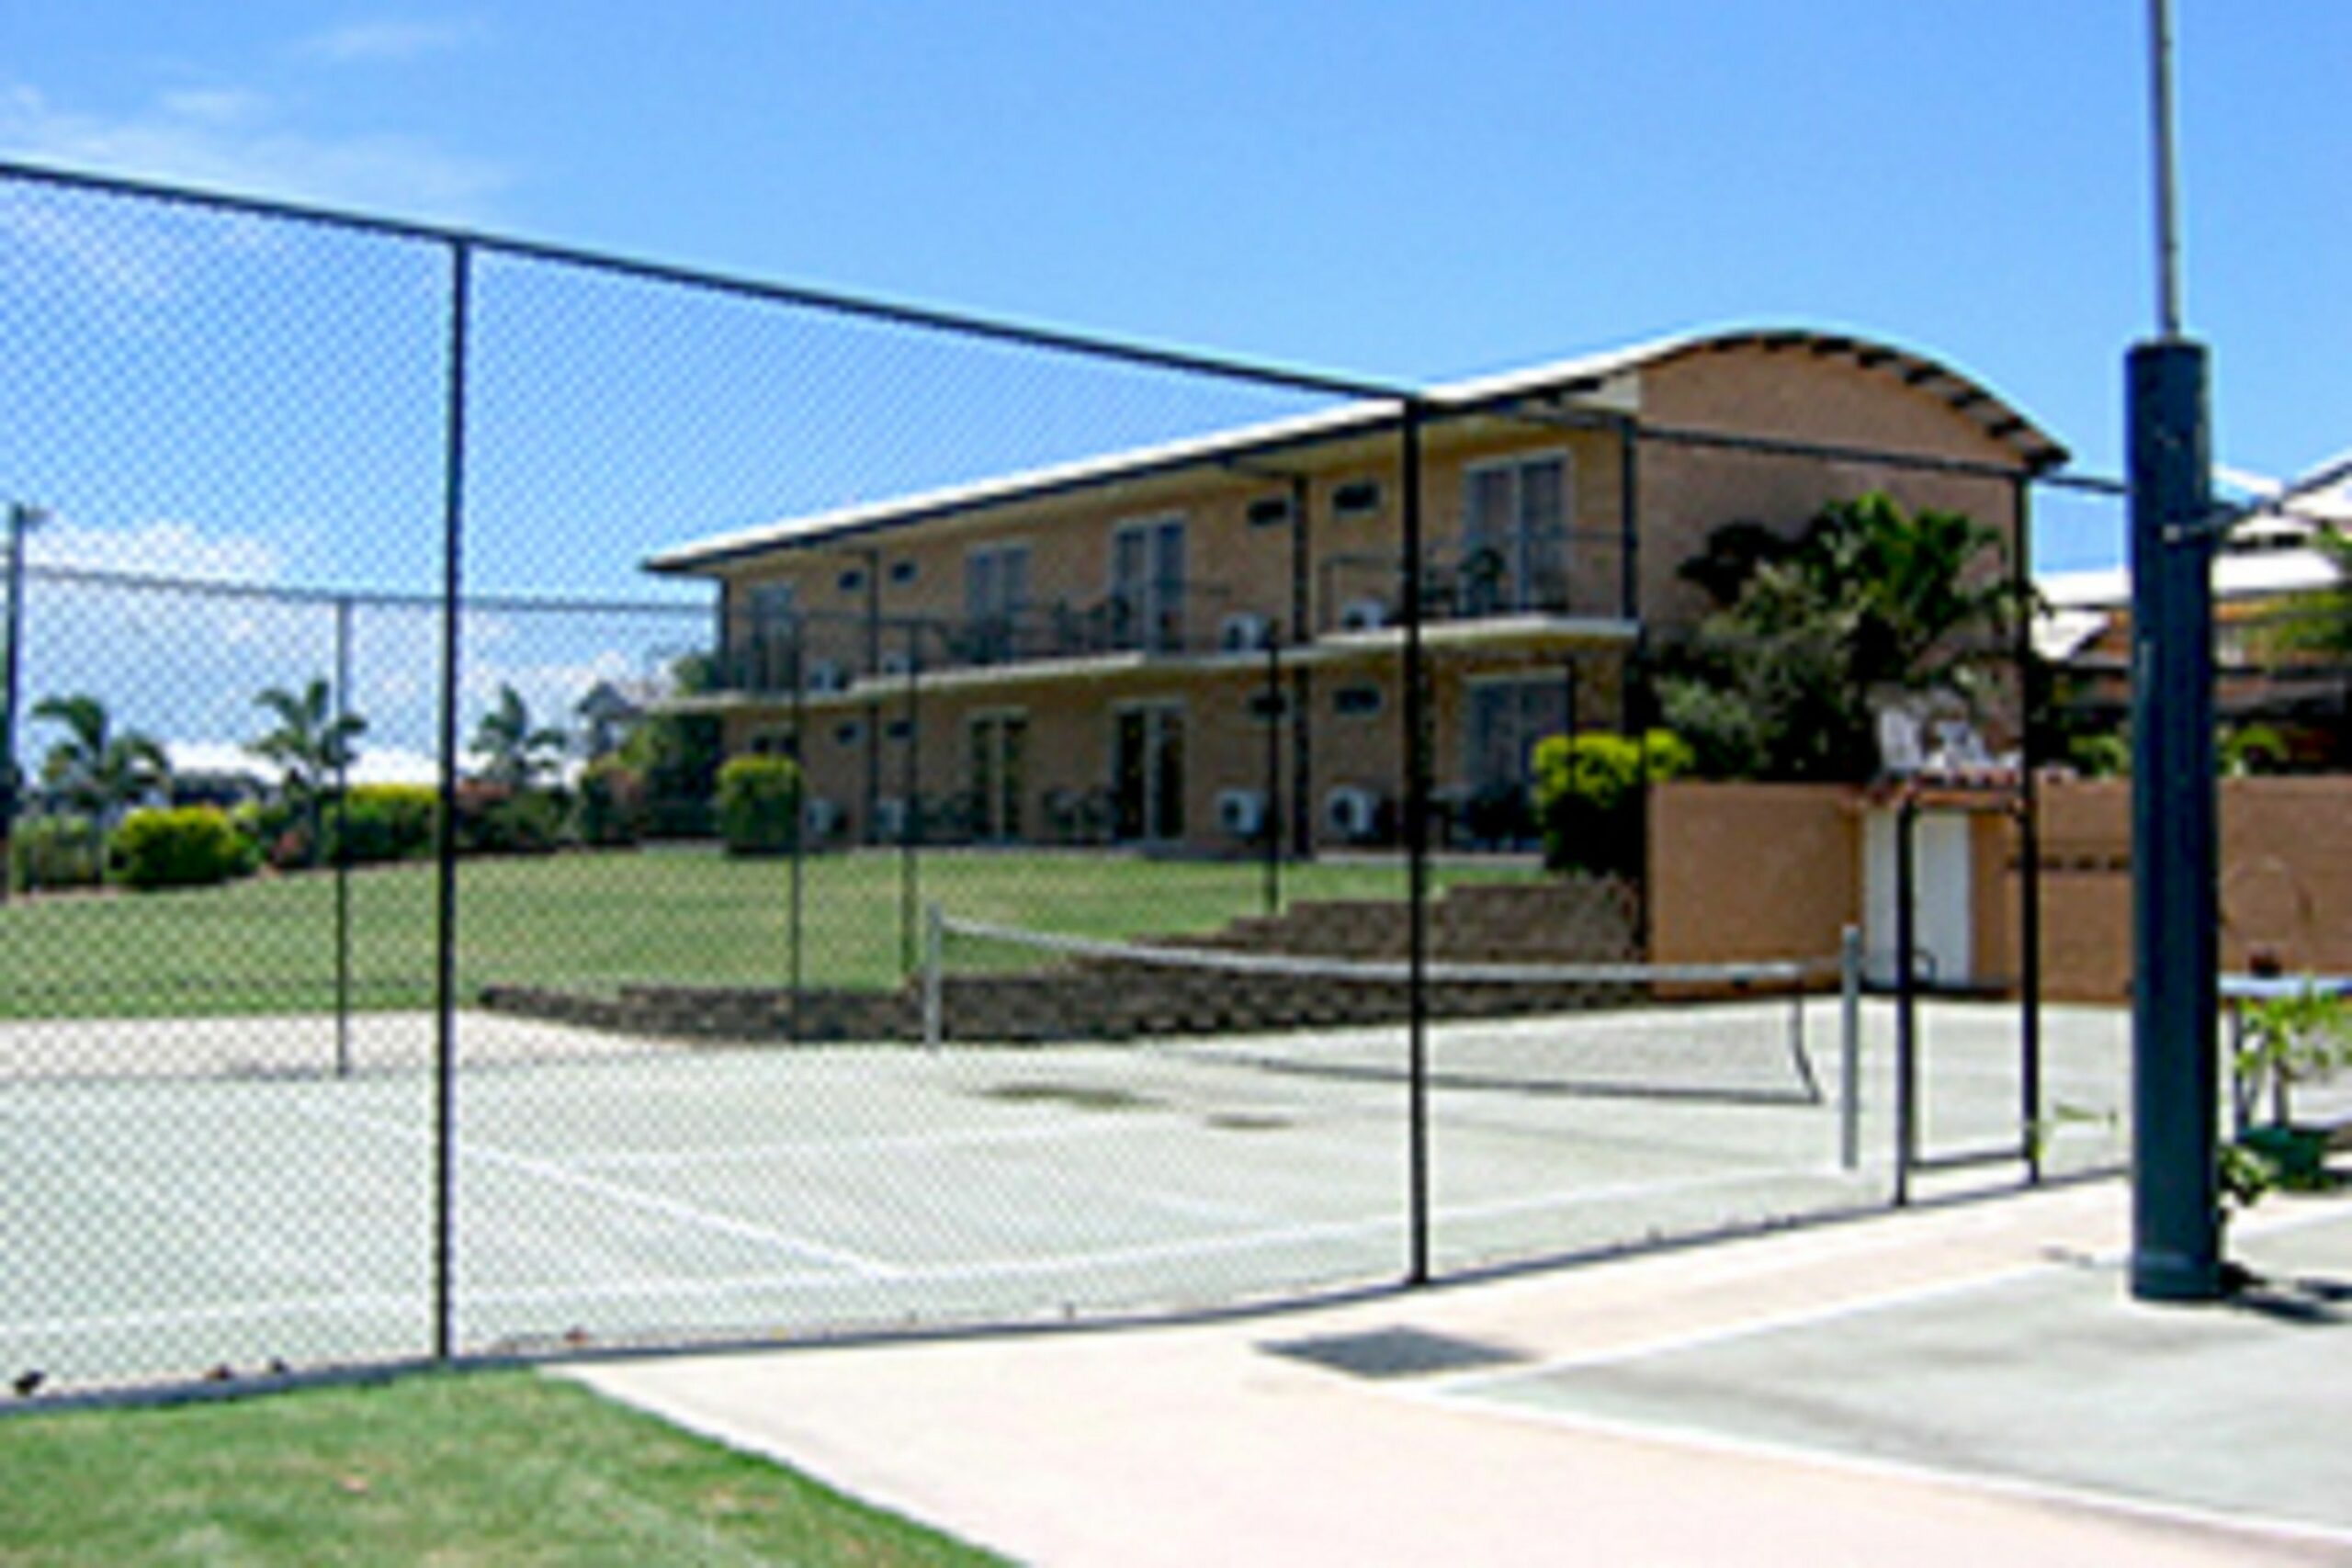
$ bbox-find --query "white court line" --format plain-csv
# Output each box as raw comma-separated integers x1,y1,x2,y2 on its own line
0,1161,1856,1341
1,1290,425,1340
568,1114,1164,1170
289,1101,903,1280
1398,1371,2352,1555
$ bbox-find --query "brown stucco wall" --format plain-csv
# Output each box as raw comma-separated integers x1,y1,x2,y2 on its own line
1648,781,1858,966
2011,775,2352,1003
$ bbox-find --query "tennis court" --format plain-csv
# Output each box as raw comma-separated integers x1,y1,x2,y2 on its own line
0,991,2138,1394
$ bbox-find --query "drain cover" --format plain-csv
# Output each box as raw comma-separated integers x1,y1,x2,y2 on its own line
1259,1325,1528,1381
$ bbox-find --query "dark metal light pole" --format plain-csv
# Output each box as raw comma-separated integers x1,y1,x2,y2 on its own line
2128,0,2222,1302
1,502,48,905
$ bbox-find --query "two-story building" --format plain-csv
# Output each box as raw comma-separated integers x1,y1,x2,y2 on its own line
645,327,2065,853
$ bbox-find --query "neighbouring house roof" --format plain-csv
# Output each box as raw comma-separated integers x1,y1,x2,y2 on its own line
643,326,2068,576
577,677,666,721
164,740,272,786
2040,545,2343,614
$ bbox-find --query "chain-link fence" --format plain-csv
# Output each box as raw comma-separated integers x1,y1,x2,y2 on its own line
12,159,2332,1400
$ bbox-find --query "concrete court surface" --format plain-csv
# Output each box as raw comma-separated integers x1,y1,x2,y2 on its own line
570,1179,2352,1567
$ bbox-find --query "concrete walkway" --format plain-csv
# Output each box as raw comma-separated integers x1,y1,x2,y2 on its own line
567,1181,2352,1566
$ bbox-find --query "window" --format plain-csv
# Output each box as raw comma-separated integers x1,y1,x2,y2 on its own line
1461,452,1571,613
886,717,913,742
838,568,866,593
743,579,796,627
965,542,1031,661
1111,514,1186,653
889,559,918,584
834,720,863,747
1246,691,1291,723
1464,678,1569,795
1332,479,1383,521
1333,683,1385,717
1247,494,1293,528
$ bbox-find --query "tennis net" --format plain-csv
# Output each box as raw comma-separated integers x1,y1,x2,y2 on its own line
923,909,1859,1111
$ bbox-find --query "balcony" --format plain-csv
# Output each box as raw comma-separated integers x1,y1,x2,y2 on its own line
1317,531,1634,636
703,580,1245,702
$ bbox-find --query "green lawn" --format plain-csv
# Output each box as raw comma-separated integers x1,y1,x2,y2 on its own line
0,846,1535,1020
0,1371,998,1567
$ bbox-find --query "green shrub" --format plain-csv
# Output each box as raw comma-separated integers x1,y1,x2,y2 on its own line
1532,728,1693,874
575,759,648,847
10,814,104,892
109,807,256,891
456,783,568,855
322,784,440,864
715,754,802,856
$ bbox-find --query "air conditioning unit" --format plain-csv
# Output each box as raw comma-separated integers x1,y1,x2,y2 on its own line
873,796,909,840
1325,785,1383,843
877,649,913,679
1218,612,1272,653
804,797,842,840
1340,597,1389,632
1216,788,1268,840
805,659,848,694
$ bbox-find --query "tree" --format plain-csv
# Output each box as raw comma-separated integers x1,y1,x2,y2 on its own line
469,684,568,790
1656,493,2025,782
2264,525,2352,664
618,654,724,835
252,677,368,865
31,694,169,827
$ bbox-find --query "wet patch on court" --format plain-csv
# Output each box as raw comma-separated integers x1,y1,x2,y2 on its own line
1261,1325,1531,1381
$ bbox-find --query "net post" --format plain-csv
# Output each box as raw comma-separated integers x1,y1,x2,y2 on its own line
922,901,944,1050
1840,923,1863,1171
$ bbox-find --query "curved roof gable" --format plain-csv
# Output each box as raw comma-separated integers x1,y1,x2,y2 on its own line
1430,326,2068,471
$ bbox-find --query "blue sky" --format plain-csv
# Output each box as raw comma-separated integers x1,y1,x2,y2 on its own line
1,2,2346,752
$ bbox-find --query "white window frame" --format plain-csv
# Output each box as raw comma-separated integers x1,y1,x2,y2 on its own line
1461,449,1573,612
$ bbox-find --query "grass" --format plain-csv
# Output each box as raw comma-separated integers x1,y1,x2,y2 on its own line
0,1370,998,1567
0,845,1537,1020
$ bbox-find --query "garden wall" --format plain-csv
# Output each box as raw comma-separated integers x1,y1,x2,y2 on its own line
2014,774,2352,1003
1647,781,1858,969
1650,775,2352,1003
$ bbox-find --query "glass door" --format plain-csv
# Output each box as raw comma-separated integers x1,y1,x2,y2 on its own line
1112,704,1185,841
967,712,1028,840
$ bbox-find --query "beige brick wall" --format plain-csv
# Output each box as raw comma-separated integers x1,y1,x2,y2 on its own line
1635,345,2029,629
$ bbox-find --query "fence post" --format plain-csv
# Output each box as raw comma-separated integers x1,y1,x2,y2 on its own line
899,620,920,976
789,614,806,1042
1894,791,1918,1206
1263,627,1281,915
922,902,944,1049
1400,400,1430,1285
431,237,472,1363
1840,923,1863,1171
334,593,353,1078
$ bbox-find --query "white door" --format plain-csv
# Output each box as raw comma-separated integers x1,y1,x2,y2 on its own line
1862,809,1973,988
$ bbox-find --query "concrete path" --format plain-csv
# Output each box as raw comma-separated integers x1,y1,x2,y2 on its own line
568,1180,2352,1566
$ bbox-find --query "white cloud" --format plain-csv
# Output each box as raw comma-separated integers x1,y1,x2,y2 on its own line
294,18,484,66
28,518,287,584
0,82,509,225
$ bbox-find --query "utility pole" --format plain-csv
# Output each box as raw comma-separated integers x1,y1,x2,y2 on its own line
1,501,47,905
2128,0,2222,1302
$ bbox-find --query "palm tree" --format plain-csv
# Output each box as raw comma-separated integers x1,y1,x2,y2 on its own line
1658,493,2025,781
32,694,169,828
252,677,368,864
469,684,568,790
